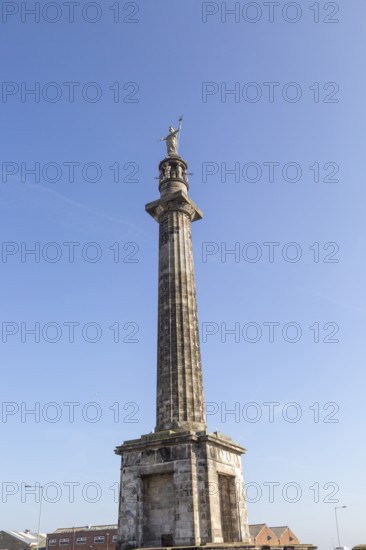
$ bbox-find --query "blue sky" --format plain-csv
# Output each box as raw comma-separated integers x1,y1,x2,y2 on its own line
1,1,365,548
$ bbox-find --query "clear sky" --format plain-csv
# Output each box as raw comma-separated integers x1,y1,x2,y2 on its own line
1,1,365,548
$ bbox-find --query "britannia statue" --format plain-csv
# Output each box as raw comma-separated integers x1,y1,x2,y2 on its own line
160,117,183,157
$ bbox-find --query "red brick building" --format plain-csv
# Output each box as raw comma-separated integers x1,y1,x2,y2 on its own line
46,526,117,550
270,526,300,545
249,524,278,545
249,524,301,546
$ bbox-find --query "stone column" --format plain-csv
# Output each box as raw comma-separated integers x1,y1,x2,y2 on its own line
146,157,206,433
116,152,252,550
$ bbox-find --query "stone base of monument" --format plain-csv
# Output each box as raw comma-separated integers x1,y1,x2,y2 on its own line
135,547,315,550
115,430,251,549
129,546,255,550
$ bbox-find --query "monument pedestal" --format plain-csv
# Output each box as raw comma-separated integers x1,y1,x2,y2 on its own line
116,430,250,548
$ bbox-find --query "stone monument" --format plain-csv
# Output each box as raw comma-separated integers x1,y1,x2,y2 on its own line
115,121,251,549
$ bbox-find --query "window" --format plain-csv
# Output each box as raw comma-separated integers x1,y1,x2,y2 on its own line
48,540,57,546
94,537,105,544
112,536,117,543
59,539,70,546
76,538,87,545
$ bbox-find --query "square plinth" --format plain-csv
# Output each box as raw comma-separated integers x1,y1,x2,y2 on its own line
115,430,251,549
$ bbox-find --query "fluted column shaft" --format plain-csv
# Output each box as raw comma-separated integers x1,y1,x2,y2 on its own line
156,203,205,431
146,157,206,433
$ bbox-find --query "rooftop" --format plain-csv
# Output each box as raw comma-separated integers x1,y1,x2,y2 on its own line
52,527,117,534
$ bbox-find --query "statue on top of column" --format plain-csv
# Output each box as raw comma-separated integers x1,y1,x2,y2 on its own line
159,117,183,157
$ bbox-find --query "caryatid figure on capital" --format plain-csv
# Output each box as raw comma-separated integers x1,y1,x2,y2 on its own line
159,117,183,157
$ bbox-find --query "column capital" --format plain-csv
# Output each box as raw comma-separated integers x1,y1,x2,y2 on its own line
145,190,203,223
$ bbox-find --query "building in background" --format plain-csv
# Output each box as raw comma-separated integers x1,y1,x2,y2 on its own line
249,524,300,546
46,526,117,550
269,526,300,545
249,524,278,545
0,530,46,550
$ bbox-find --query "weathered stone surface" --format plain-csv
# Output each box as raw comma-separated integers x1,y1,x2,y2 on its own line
146,162,205,433
116,430,250,547
116,156,250,548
